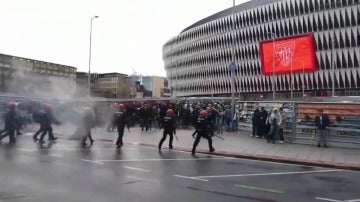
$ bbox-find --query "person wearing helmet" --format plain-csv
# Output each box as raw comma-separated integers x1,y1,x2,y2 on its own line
112,104,130,148
81,107,96,147
38,103,60,144
191,110,215,155
0,102,18,143
158,109,176,150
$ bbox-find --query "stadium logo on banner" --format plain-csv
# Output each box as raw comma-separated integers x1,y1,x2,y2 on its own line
275,42,295,67
258,33,318,75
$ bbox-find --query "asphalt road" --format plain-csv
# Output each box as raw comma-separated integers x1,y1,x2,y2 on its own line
0,134,359,202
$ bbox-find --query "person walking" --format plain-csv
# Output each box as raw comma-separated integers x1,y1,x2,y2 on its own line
0,102,18,143
158,109,176,150
314,109,330,148
81,107,96,147
113,104,130,148
191,110,215,155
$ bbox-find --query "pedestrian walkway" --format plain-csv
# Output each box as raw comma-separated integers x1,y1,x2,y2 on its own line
25,123,360,170
92,126,360,171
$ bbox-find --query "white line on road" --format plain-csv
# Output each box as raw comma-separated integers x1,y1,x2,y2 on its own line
81,159,104,165
315,197,343,202
345,199,360,202
192,170,344,179
123,166,150,172
97,157,228,162
173,175,209,182
49,154,64,158
16,148,34,152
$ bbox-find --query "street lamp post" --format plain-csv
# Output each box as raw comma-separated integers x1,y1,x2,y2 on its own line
230,0,236,126
268,32,276,100
88,15,99,97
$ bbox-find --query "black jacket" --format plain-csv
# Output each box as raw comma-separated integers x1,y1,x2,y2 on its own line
163,115,176,133
315,114,330,130
112,111,129,129
4,109,16,130
195,117,208,133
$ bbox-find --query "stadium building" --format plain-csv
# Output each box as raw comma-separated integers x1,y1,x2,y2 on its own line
163,0,360,100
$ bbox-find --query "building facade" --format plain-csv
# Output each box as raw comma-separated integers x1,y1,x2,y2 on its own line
129,75,169,98
0,53,77,97
163,0,360,100
92,73,131,98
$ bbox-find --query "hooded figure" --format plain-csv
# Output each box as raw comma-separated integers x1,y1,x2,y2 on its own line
81,107,96,147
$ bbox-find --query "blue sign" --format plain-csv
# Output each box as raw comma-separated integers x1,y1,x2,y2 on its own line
229,63,237,72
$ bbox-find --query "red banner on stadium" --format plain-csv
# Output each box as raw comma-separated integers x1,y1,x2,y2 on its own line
259,33,318,75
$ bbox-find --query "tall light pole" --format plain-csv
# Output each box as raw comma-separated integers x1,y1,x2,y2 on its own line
268,32,276,100
230,0,236,127
88,15,99,97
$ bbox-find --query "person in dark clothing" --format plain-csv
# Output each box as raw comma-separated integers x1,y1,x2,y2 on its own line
0,102,17,143
158,109,176,150
158,104,167,129
314,109,330,148
38,104,60,144
32,109,46,141
138,105,148,131
191,110,215,155
251,107,260,137
81,107,96,147
257,107,268,138
113,104,130,148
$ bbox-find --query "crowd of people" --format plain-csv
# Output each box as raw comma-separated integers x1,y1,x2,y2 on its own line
0,100,236,154
0,99,330,150
251,107,287,144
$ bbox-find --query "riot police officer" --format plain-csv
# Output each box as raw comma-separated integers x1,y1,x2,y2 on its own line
191,110,215,155
113,104,130,148
38,104,60,144
0,102,17,143
158,109,176,150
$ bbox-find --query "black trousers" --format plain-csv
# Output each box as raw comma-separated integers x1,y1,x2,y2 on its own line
116,125,125,146
39,124,55,142
158,130,173,148
192,131,214,152
33,124,45,139
0,129,15,142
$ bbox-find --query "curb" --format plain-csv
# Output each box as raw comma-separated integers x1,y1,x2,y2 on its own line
117,141,360,171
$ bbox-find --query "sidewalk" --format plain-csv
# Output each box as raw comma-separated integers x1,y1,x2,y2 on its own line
36,123,360,171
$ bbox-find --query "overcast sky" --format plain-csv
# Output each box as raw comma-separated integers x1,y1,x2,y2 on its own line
0,0,249,77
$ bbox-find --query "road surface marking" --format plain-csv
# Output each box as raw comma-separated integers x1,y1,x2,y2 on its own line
192,170,344,179
16,149,34,152
123,166,150,172
235,184,283,194
97,157,228,162
316,197,342,202
173,175,209,182
346,199,360,202
81,159,104,165
49,154,64,158
126,176,160,183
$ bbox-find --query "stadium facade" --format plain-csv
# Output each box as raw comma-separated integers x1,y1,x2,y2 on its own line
162,0,360,100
